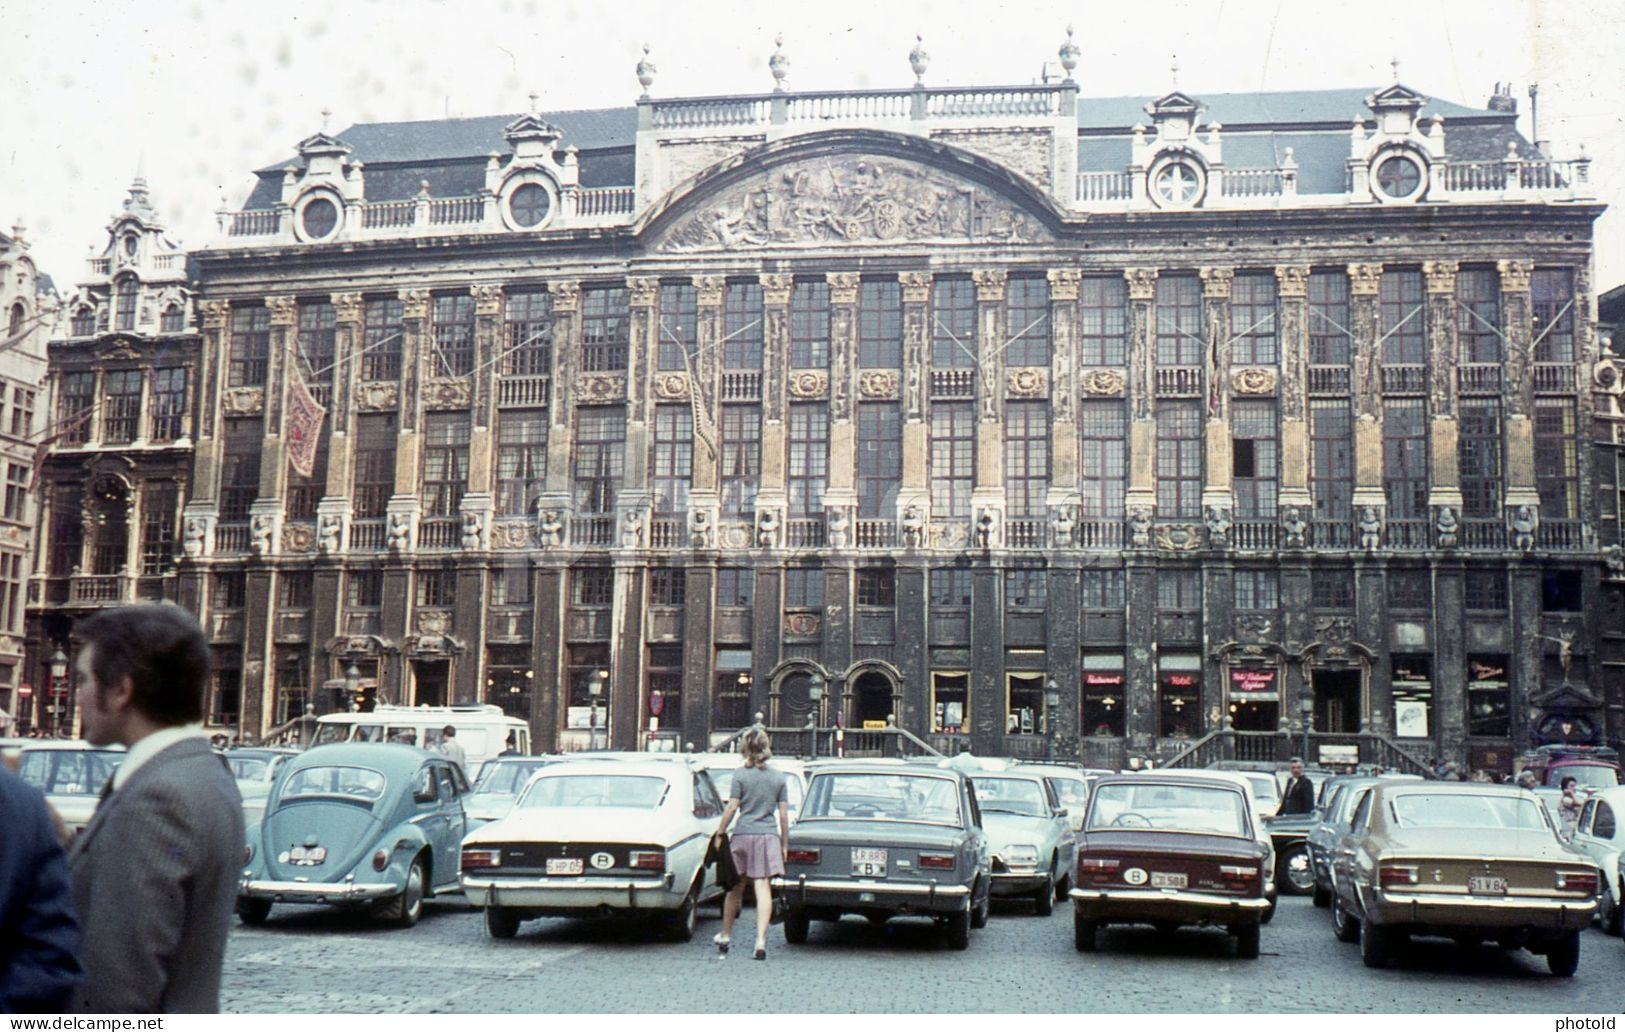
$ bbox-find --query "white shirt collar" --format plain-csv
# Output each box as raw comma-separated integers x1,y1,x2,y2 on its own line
112,724,208,789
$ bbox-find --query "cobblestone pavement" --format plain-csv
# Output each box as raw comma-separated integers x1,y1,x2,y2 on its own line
222,894,1624,1013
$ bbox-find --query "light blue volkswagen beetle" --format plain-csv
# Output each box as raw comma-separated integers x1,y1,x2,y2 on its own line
238,743,468,928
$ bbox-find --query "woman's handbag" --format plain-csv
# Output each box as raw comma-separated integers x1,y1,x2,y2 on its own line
705,832,740,892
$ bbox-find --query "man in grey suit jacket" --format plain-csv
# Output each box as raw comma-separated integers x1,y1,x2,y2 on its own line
67,604,244,1013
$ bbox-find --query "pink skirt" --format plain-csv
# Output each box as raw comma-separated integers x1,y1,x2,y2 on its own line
729,833,785,879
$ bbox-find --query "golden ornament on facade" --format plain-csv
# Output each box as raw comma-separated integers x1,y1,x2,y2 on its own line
281,523,315,553
859,369,900,399
577,374,627,402
1231,367,1277,396
357,382,399,411
1005,367,1047,397
222,386,266,415
1079,368,1126,396
654,373,690,400
423,378,472,409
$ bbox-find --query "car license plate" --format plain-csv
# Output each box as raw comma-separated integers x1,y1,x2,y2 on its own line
1151,871,1188,889
546,857,584,876
851,848,888,877
1468,875,1507,895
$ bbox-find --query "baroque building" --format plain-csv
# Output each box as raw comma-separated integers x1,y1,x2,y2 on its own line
29,37,1623,768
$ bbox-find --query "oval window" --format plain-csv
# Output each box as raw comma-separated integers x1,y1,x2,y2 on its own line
1374,155,1423,200
301,197,340,239
509,183,551,228
1151,160,1203,207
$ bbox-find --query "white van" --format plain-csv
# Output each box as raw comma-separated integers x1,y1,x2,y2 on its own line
311,703,529,780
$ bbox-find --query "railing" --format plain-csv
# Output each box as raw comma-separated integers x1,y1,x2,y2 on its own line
1079,737,1127,770
1442,161,1508,192
649,517,687,549
1232,520,1278,551
429,197,483,225
361,201,415,229
1077,519,1125,550
855,519,896,549
70,575,124,604
1155,366,1202,396
721,371,761,401
574,187,635,216
931,368,975,398
1162,729,1228,771
927,87,1057,117
1457,364,1502,394
1385,519,1429,550
228,210,280,236
497,374,550,407
1006,519,1045,549
349,518,385,551
306,383,332,409
418,517,460,549
572,515,615,547
87,257,111,276
1532,363,1575,392
1076,171,1133,202
1166,729,1434,778
651,96,773,128
1233,731,1280,762
1311,519,1353,549
214,522,250,552
1538,520,1584,551
1381,365,1426,393
1307,365,1351,394
153,253,185,272
1461,518,1505,550
786,90,912,121
785,517,825,548
1518,159,1580,190
727,724,944,760
1221,169,1284,198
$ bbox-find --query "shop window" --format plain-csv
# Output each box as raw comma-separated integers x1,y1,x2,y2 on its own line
1083,658,1125,738
647,644,683,731
932,672,969,733
1159,657,1201,738
1392,655,1433,738
1467,655,1510,738
1005,673,1046,735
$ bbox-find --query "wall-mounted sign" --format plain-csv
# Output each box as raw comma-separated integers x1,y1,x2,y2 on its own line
1229,668,1277,693
1161,673,1198,688
1085,672,1125,687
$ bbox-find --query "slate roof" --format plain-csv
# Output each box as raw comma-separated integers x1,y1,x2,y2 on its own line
1076,86,1495,130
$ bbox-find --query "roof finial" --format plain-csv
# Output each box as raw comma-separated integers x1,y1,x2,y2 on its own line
1170,55,1180,89
1390,55,1400,81
321,107,332,132
1057,24,1080,83
528,91,539,116
769,34,790,92
636,43,656,99
909,34,930,87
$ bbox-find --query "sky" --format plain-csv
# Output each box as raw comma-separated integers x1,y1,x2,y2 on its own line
5,0,1623,295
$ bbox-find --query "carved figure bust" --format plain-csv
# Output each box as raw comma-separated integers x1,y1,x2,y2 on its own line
1358,507,1383,551
184,517,206,558
250,514,273,555
387,512,411,552
1129,506,1152,548
318,514,342,554
1511,504,1537,551
1204,506,1232,547
1280,505,1307,548
461,511,484,550
690,508,712,549
1435,505,1459,548
620,508,644,548
826,508,849,549
757,508,781,549
975,508,998,549
900,505,924,548
537,509,564,549
1051,505,1076,547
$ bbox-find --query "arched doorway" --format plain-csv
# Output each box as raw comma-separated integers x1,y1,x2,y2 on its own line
849,670,896,728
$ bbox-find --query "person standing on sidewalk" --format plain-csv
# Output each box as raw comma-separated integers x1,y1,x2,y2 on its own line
710,728,789,960
0,765,82,1011
67,604,244,1012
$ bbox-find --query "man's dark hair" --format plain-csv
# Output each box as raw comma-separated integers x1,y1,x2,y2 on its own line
1560,776,1577,790
74,604,209,727
442,725,456,737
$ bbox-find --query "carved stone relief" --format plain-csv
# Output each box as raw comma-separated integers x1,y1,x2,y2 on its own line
1079,368,1126,396
654,373,691,400
1154,523,1203,551
423,378,471,409
1231,367,1278,396
929,128,1053,188
1006,367,1047,398
784,612,822,637
859,370,900,400
576,374,628,402
1347,263,1382,296
281,523,315,553
788,370,829,399
491,520,534,550
658,136,766,191
222,387,265,415
357,382,399,411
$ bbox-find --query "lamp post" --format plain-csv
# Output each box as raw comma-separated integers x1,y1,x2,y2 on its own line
1300,694,1314,765
807,672,824,759
1045,677,1061,761
588,669,606,750
48,649,68,737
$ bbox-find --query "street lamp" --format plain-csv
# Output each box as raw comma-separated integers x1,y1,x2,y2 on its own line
1045,677,1061,761
1299,695,1315,766
48,649,68,737
344,662,361,712
807,672,825,759
588,668,606,750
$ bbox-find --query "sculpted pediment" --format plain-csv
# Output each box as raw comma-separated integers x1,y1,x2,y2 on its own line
650,151,1054,252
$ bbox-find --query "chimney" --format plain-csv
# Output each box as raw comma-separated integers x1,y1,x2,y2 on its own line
1486,82,1517,114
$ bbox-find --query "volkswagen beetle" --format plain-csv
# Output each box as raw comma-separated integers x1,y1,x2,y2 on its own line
237,743,469,928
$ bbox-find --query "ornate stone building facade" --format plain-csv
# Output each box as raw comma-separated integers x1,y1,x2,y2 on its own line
30,41,1621,767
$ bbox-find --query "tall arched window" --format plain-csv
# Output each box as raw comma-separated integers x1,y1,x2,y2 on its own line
6,303,23,340
71,306,95,337
160,303,185,333
114,277,138,331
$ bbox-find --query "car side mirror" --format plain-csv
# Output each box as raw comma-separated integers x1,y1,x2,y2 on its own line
1054,808,1068,819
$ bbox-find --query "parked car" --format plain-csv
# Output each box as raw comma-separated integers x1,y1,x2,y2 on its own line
1326,781,1598,976
226,747,299,827
1071,774,1271,958
1141,768,1277,921
1013,763,1091,834
237,743,469,928
0,736,30,771
310,703,529,780
460,757,727,940
1518,744,1621,789
1306,776,1377,907
1567,785,1625,935
692,752,809,819
17,741,126,834
775,762,991,950
969,772,1075,914
464,755,561,826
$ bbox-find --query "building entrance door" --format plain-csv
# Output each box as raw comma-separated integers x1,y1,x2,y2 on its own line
1311,668,1362,732
1231,700,1278,732
850,672,894,727
413,660,449,708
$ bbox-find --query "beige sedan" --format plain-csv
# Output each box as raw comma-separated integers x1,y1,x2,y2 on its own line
1326,781,1598,976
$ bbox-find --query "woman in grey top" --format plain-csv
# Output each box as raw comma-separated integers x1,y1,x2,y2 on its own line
711,728,789,960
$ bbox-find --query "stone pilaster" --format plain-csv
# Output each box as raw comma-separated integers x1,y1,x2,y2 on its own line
394,289,430,496
1498,260,1539,516
325,292,362,499
192,300,231,501
623,278,658,506
610,560,645,747
823,273,860,518
1124,269,1158,515
1433,562,1467,758
468,285,503,497
1047,268,1081,504
682,563,716,750
971,269,1008,537
898,271,931,521
970,563,1005,754
1275,266,1312,509
1124,562,1158,748
756,273,794,524
531,566,566,752
896,562,928,730
1348,263,1386,518
1198,267,1235,516
1424,261,1462,515
260,296,297,504
542,281,580,499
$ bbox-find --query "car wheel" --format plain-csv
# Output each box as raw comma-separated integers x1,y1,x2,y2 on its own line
485,906,520,939
970,882,990,930
1600,880,1622,937
1359,915,1393,969
384,857,426,929
1278,845,1315,896
1233,923,1260,960
237,898,272,926
1331,893,1360,944
1054,870,1071,902
1073,910,1098,952
1311,880,1331,909
662,884,698,942
944,905,971,950
1546,930,1580,978
784,906,810,944
1261,897,1275,925
1033,868,1056,917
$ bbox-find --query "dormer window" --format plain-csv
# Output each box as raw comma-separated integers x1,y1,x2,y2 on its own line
7,303,23,340
71,306,95,337
509,183,551,228
1373,151,1426,202
122,234,139,258
161,303,185,333
114,276,139,331
296,194,341,242
1149,157,1206,209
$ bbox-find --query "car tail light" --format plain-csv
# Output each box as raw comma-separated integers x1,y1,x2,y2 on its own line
1378,863,1419,887
1080,857,1120,871
918,852,956,870
1218,865,1259,880
786,848,821,865
1557,870,1598,894
372,849,390,872
461,848,502,869
629,850,665,871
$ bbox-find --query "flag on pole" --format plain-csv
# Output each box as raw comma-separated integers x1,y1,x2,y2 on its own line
286,363,327,479
28,407,95,491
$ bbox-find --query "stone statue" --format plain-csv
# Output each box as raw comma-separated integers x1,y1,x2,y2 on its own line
1603,544,1625,580
183,516,206,558
460,511,484,550
1435,505,1459,548
387,512,411,552
756,508,781,549
620,508,643,548
826,508,849,549
1051,505,1076,548
900,505,924,549
1280,505,1307,549
1537,631,1577,684
250,514,273,555
317,514,341,555
1204,506,1232,548
1358,507,1383,551
689,508,712,549
537,509,564,549
975,508,997,549
1511,504,1537,552
1129,506,1152,548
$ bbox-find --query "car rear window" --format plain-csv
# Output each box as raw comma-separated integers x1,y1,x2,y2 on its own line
19,750,123,796
1087,783,1249,836
1389,793,1547,831
281,765,387,803
227,757,270,780
971,777,1048,817
472,760,552,796
802,773,963,826
518,774,669,810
